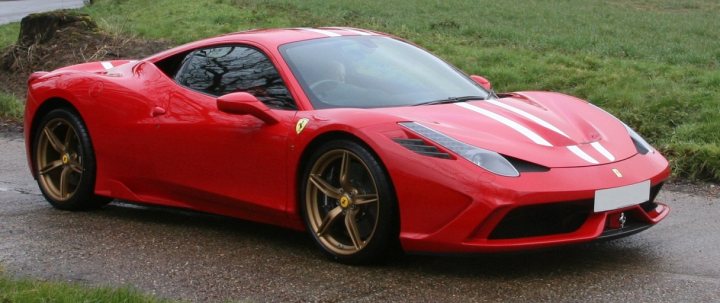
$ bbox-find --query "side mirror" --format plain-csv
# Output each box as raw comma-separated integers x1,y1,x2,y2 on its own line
470,75,492,91
217,92,279,125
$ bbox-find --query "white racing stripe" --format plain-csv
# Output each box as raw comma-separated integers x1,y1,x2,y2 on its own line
456,102,552,147
591,142,615,161
297,28,341,37
486,99,570,138
336,27,372,36
567,145,599,164
456,102,612,165
100,61,113,70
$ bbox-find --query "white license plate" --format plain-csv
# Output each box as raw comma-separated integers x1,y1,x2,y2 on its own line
594,180,650,212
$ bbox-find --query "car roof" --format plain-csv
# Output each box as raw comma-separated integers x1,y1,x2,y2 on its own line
144,27,385,62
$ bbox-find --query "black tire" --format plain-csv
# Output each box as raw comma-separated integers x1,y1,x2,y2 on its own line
300,139,400,264
33,107,111,210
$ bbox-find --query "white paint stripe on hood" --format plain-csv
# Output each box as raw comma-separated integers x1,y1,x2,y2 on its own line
100,61,113,70
297,28,341,37
336,27,373,36
456,102,553,147
567,145,599,164
455,102,608,164
591,142,616,161
486,99,570,138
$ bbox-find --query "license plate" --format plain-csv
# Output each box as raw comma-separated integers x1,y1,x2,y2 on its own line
594,180,650,212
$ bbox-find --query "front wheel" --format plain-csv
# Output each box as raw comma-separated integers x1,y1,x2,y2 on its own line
301,140,399,264
33,108,111,210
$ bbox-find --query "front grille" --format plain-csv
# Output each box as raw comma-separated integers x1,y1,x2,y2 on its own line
489,183,664,240
489,200,593,239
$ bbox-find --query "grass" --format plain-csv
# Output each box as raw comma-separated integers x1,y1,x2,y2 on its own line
0,22,19,47
0,268,168,303
0,92,23,120
0,0,718,180
1,22,23,122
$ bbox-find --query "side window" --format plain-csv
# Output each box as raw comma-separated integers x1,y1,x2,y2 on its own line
175,45,297,110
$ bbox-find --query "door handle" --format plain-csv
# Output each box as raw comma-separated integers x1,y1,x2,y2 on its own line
151,106,166,117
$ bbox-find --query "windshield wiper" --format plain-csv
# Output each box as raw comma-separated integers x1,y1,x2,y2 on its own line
413,95,487,106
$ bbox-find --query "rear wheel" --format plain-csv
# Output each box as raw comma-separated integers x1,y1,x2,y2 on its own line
34,108,111,210
301,140,399,264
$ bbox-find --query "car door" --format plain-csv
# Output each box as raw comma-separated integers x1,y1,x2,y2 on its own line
147,44,298,217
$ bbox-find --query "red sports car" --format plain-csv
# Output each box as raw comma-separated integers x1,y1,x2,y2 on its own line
24,27,670,264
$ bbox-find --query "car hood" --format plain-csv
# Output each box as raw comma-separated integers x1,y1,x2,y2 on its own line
375,91,638,168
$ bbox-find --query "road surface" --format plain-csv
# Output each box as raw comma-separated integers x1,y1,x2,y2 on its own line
0,0,84,25
0,132,719,302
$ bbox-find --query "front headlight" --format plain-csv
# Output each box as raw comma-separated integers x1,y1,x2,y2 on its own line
623,123,654,154
399,122,520,177
590,103,655,155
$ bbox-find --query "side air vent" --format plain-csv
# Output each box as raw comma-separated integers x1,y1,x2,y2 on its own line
505,156,550,173
641,182,664,212
393,138,451,159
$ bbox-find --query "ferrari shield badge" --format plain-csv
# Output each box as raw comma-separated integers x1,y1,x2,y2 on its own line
296,118,309,134
612,168,623,178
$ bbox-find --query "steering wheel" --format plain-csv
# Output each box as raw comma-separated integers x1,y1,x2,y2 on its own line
309,79,342,91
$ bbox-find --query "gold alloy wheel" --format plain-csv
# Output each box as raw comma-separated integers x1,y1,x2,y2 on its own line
306,149,380,255
36,118,84,202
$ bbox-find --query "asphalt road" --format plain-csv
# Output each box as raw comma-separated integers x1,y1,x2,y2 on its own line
1,132,719,302
0,0,85,25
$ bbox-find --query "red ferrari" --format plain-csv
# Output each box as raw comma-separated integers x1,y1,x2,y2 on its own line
24,27,670,263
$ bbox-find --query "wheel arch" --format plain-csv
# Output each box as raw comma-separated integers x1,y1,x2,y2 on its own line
28,98,84,179
293,130,398,220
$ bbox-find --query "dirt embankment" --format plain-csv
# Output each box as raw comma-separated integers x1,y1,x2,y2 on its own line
0,11,172,100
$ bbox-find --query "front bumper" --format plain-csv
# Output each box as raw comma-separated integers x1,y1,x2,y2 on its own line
390,150,670,254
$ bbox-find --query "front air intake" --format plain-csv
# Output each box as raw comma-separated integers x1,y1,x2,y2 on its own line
489,200,593,239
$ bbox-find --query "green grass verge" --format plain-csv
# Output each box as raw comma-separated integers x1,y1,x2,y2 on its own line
1,22,23,121
0,269,168,303
0,0,718,180
0,92,23,119
0,22,19,47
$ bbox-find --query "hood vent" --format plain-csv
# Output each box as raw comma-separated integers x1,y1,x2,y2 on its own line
505,156,550,173
393,138,451,159
394,138,548,171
